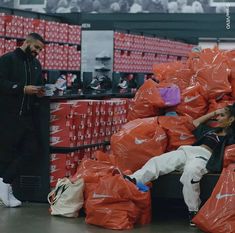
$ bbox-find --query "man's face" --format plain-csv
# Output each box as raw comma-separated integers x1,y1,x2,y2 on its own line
25,40,44,58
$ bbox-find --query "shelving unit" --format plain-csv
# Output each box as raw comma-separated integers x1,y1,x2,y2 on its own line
0,13,81,81
113,31,193,74
49,94,133,188
81,29,193,91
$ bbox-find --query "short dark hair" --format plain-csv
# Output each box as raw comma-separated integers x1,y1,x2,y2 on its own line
26,33,45,44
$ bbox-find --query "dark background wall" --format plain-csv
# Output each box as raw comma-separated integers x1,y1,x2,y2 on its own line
60,12,235,44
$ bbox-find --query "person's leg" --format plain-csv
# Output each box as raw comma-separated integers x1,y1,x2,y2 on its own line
180,149,211,226
0,116,22,207
180,153,210,212
19,116,39,171
0,162,11,206
129,148,187,184
0,118,33,207
3,116,38,183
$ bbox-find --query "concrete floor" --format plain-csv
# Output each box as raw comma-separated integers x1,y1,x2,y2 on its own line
0,202,204,233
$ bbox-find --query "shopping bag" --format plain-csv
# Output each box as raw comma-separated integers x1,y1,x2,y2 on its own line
153,62,193,91
85,174,151,230
158,116,196,151
189,48,231,99
193,164,235,233
48,175,84,217
73,158,117,201
223,145,235,168
127,79,165,121
111,117,167,172
176,83,208,119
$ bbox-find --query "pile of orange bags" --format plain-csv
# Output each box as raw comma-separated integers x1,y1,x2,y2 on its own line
111,117,167,172
85,174,151,230
153,48,235,119
73,157,152,230
193,164,235,233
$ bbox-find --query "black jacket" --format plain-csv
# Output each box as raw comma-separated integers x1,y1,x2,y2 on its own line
192,124,235,173
0,48,43,117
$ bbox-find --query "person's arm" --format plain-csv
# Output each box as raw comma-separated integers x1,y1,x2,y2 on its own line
34,60,45,98
192,108,226,127
0,54,25,95
0,55,43,96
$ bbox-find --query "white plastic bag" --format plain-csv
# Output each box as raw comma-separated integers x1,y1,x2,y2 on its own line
48,175,84,217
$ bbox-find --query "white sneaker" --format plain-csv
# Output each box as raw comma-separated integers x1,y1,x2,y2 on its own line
0,178,10,206
118,80,128,89
8,185,22,207
0,178,22,207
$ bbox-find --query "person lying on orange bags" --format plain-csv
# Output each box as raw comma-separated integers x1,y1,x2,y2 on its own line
124,103,235,226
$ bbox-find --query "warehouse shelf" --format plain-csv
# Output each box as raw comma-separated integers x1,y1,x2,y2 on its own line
50,141,110,154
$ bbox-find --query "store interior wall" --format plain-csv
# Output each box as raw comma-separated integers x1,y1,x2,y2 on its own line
199,40,235,50
81,30,114,80
10,0,235,14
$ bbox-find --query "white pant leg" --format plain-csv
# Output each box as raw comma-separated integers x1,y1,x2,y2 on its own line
180,147,211,211
129,149,187,184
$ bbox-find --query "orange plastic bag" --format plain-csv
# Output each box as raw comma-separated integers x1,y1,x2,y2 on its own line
193,164,235,233
223,145,235,168
153,62,193,92
188,48,228,72
196,63,231,99
188,48,231,99
207,99,235,113
74,159,116,201
176,84,208,119
158,116,196,151
111,117,167,172
225,50,235,98
127,79,165,121
85,174,151,230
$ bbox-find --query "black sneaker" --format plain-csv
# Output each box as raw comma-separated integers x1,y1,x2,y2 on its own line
123,174,136,184
189,211,198,227
89,78,101,90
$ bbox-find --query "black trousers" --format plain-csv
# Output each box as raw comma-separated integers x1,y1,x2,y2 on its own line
0,115,38,184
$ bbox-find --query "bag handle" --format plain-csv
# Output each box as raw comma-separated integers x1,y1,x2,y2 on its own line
48,178,69,205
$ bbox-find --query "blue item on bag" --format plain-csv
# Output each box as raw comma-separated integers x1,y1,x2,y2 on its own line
165,111,178,116
136,182,149,192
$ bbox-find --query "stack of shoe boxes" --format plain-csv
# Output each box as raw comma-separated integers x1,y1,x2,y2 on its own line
0,14,81,72
0,13,5,35
49,99,129,187
68,25,81,44
33,19,45,37
113,32,194,73
50,153,79,187
23,17,34,37
0,38,4,55
4,39,17,53
50,102,75,148
68,45,81,71
4,15,24,38
50,102,80,187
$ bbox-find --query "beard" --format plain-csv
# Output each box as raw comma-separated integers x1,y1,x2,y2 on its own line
25,46,37,58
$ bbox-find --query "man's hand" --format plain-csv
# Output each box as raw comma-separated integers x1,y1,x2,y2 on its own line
36,87,45,97
24,85,45,97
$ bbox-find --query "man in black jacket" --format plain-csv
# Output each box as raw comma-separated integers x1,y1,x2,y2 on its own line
0,33,45,207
